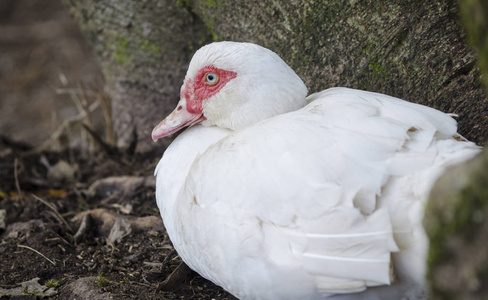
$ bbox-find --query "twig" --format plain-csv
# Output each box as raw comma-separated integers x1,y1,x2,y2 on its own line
82,124,119,156
55,87,98,97
32,194,73,233
162,249,176,267
106,237,118,254
73,212,93,244
21,101,100,156
17,244,56,265
78,83,95,131
127,281,150,287
13,158,23,205
78,83,95,151
98,89,116,146
156,261,191,293
125,126,138,156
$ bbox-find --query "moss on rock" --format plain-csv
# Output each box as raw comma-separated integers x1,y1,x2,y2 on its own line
425,149,488,299
188,0,488,144
65,0,212,150
66,0,488,149
458,0,488,90
425,3,488,298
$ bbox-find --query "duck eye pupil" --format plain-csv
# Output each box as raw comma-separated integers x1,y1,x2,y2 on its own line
207,74,214,81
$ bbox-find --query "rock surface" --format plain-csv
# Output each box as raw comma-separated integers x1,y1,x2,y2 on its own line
425,149,488,299
59,277,113,300
65,0,212,151
424,1,488,299
65,0,488,151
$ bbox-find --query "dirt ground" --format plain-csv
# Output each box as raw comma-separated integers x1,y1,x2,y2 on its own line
0,1,234,299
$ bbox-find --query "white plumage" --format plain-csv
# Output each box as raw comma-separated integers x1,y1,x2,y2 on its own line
152,42,481,299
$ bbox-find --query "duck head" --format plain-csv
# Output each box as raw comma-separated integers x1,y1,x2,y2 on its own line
152,42,308,141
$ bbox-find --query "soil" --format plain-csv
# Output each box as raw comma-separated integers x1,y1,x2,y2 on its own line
0,142,234,299
0,1,235,299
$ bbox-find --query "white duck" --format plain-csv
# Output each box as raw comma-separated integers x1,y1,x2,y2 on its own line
152,42,481,300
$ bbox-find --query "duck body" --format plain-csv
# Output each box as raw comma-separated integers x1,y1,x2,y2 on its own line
153,42,481,299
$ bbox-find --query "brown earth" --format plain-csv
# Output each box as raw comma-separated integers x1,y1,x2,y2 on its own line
0,143,234,299
0,0,234,299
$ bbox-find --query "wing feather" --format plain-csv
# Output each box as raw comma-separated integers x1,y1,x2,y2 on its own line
161,87,480,297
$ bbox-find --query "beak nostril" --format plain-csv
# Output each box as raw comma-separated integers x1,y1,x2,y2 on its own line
177,106,183,111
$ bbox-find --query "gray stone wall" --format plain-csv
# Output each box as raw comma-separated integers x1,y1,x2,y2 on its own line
65,0,487,151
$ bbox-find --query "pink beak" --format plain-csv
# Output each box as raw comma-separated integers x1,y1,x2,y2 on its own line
151,99,205,141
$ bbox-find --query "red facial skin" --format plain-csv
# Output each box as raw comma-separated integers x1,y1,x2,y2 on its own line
151,65,237,141
182,65,237,114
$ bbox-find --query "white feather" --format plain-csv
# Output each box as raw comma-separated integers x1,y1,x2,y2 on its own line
155,42,481,300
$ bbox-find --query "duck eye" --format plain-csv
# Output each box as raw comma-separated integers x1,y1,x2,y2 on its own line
204,72,219,85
